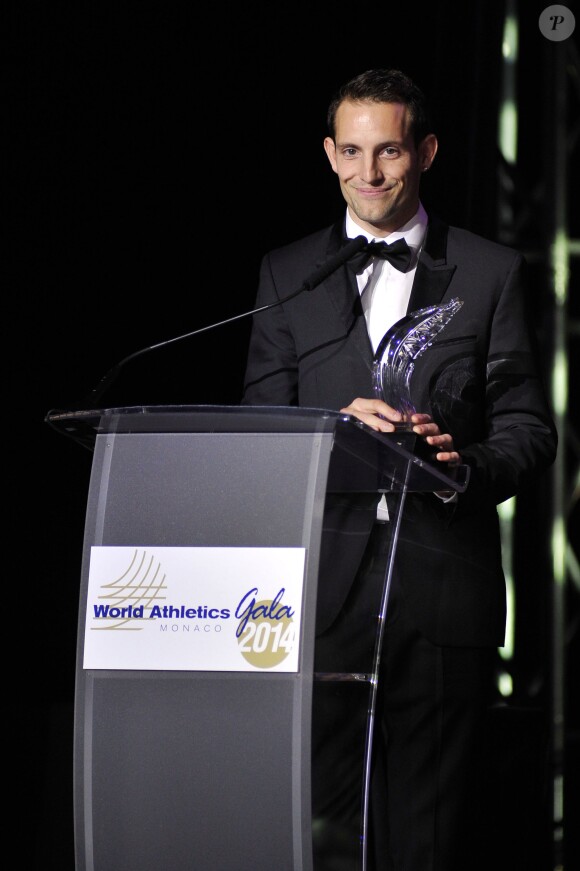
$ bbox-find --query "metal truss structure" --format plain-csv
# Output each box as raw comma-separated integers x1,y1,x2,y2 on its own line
496,5,579,868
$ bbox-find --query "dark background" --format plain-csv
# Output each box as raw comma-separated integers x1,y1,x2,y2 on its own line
10,1,578,868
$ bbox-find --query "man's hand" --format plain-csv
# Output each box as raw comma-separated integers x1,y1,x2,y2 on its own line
340,401,461,497
340,397,402,432
410,413,461,499
409,413,461,465
340,400,460,460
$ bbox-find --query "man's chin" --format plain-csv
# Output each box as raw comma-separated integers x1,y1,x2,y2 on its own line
352,209,397,233
350,199,398,225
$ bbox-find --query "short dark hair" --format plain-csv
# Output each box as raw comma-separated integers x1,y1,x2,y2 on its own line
326,68,433,146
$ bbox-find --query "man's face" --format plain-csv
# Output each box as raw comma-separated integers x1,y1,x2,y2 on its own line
324,99,437,236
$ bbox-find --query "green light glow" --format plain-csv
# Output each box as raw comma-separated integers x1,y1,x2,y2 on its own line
498,496,516,663
497,496,516,521
497,671,513,697
552,516,567,586
499,13,519,164
552,230,569,303
551,348,568,416
502,15,518,60
499,101,518,165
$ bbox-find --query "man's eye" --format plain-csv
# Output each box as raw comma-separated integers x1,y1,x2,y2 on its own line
383,147,399,157
343,148,358,157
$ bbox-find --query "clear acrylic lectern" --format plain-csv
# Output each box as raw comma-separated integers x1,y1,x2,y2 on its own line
46,404,468,871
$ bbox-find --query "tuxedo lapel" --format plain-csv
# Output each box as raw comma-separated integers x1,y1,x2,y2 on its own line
318,221,374,362
313,215,458,366
407,215,456,313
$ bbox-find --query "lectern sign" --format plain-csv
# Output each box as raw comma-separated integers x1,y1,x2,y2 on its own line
83,546,306,672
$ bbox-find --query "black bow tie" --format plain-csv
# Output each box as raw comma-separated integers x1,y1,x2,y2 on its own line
347,237,412,274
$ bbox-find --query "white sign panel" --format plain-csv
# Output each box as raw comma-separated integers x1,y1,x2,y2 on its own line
83,546,306,672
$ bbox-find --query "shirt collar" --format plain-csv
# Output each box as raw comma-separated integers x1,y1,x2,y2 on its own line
345,202,428,258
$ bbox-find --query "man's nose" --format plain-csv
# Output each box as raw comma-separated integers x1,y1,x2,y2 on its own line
360,155,383,183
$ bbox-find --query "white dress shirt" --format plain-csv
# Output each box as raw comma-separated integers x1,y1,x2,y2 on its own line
345,204,454,517
346,202,428,352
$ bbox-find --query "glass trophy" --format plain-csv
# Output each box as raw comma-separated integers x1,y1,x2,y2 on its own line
372,297,464,430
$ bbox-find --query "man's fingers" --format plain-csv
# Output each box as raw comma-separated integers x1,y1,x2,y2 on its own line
340,397,402,430
435,450,461,464
342,397,401,417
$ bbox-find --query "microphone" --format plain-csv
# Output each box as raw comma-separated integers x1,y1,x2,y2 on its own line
301,234,369,290
78,235,369,408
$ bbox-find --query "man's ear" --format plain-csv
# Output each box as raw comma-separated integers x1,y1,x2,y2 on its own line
419,133,438,172
323,137,339,173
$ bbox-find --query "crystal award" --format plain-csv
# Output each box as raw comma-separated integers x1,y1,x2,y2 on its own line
372,297,464,429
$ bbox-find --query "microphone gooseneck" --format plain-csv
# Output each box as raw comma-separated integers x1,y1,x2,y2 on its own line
300,234,368,290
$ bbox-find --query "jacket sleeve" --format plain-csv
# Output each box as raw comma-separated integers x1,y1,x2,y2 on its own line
457,253,557,512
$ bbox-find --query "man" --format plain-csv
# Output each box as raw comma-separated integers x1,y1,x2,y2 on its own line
242,69,556,871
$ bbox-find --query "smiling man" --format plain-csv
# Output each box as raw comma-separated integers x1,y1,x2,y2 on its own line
242,69,556,871
323,98,437,235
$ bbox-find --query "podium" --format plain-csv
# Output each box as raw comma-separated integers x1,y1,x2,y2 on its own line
46,404,468,871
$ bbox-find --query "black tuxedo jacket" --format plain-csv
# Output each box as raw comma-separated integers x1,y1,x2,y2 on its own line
242,215,557,647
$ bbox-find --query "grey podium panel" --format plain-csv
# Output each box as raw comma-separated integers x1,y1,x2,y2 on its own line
84,674,300,871
88,431,329,546
75,427,330,871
